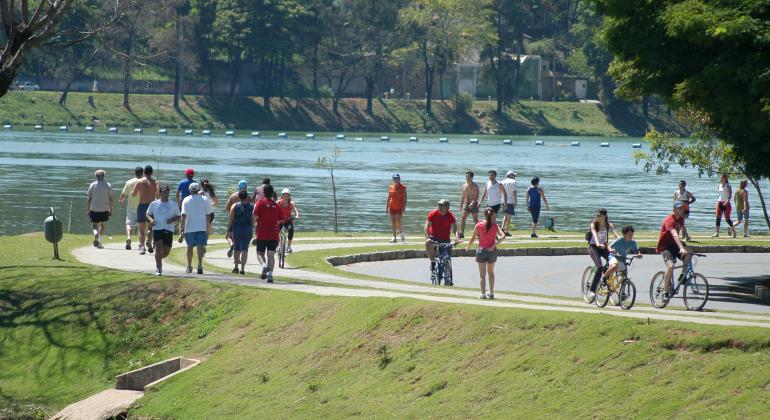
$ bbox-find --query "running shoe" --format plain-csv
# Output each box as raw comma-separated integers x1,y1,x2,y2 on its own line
139,247,146,255
480,294,487,299
240,270,245,275
744,233,751,238
486,292,494,299
711,232,719,238
261,266,269,280
400,233,405,242
227,245,234,258
97,242,104,249
531,233,538,238
504,231,511,237
287,245,293,253
267,271,273,283
125,239,131,250
147,241,154,254
197,266,203,275
156,268,162,276
93,234,99,247
177,235,184,243
232,266,239,273
732,229,737,238
389,237,397,243
186,266,193,273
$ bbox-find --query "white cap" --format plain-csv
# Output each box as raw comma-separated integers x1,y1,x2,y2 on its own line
189,182,201,192
506,170,517,177
281,188,291,195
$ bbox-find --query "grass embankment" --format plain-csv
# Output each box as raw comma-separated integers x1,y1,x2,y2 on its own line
2,234,770,418
0,91,689,136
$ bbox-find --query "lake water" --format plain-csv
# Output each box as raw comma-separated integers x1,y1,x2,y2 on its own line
0,130,763,236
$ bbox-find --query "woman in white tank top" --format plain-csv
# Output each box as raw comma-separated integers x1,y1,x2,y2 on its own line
713,174,734,237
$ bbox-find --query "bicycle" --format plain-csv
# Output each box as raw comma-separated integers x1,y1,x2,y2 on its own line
581,262,608,304
429,240,459,286
277,217,297,269
649,253,709,310
594,255,641,310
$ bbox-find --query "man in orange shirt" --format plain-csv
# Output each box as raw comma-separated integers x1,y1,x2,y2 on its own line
386,173,407,243
132,165,159,255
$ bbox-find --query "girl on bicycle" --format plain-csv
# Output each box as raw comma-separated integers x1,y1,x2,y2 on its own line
588,208,619,293
466,207,506,299
277,188,300,253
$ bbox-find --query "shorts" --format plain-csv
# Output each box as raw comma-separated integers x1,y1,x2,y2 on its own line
505,205,515,216
661,245,682,262
184,231,208,247
463,202,479,214
529,206,541,224
152,229,173,247
608,255,626,272
126,207,138,227
256,239,278,252
429,237,452,258
209,212,215,223
389,209,403,216
737,209,749,222
475,247,497,263
487,204,502,214
231,227,253,251
89,211,110,223
137,203,150,223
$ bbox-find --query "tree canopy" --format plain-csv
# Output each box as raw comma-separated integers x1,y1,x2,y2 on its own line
593,0,770,178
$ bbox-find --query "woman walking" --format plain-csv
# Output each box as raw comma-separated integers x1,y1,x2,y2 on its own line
713,174,734,237
226,190,254,274
466,208,506,299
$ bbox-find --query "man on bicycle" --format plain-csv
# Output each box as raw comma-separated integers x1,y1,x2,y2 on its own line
656,201,691,300
424,199,458,284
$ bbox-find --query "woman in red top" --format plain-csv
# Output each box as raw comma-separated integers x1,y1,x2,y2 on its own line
276,188,300,253
386,173,407,243
466,208,506,299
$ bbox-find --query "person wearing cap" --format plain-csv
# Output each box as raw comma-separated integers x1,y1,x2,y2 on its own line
180,182,213,274
424,199,458,285
131,165,158,255
277,188,301,253
458,171,480,239
87,169,114,249
146,185,181,275
226,189,254,274
176,168,195,208
119,166,143,250
655,200,691,302
386,173,407,243
252,184,282,282
500,170,518,236
225,180,250,258
479,170,507,216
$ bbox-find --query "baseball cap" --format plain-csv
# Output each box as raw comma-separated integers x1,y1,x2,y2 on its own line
184,168,195,177
281,188,291,195
189,182,201,192
673,200,685,209
506,170,517,177
392,173,400,179
237,180,248,190
437,199,450,207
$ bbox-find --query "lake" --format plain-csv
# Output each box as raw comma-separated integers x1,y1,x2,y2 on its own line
0,130,760,236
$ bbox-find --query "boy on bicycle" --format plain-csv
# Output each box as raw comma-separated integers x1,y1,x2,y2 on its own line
656,201,691,300
424,199,458,282
604,225,642,282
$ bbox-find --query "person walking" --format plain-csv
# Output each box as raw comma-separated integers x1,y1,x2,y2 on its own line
458,171,479,239
180,182,213,274
252,177,276,202
526,177,550,238
500,170,518,236
277,188,301,253
225,180,250,257
226,190,254,274
199,177,218,236
86,169,113,249
176,168,195,208
713,174,734,237
673,179,696,241
479,170,507,216
386,173,407,243
131,165,159,255
252,184,282,282
466,208,505,299
119,166,143,250
733,179,750,237
145,185,180,275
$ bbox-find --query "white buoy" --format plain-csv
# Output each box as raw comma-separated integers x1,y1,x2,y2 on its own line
632,143,642,149
185,129,193,135
109,127,118,133
84,126,93,132
469,138,479,144
202,129,211,136
59,125,69,131
600,142,610,148
134,128,143,134
439,137,449,143
570,141,580,146
306,133,315,139
2,124,11,130
380,136,390,142
354,137,364,142
408,136,418,142
34,124,43,130
158,128,168,135
336,134,345,140
278,132,287,138
502,139,512,145
226,130,235,136
251,131,261,137
535,140,544,146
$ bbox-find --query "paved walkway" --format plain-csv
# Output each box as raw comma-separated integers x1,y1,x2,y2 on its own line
72,239,770,328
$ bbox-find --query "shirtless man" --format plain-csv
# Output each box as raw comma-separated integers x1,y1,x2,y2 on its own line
131,165,159,255
458,171,480,239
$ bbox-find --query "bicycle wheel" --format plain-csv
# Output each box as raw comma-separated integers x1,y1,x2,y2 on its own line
595,278,610,308
619,280,637,310
278,232,286,269
607,275,620,306
683,273,709,311
649,271,670,309
581,266,596,304
442,258,453,286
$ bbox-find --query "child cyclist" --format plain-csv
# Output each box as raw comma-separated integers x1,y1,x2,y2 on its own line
603,225,642,282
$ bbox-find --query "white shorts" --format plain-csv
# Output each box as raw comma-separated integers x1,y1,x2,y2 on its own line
126,207,138,227
608,256,626,272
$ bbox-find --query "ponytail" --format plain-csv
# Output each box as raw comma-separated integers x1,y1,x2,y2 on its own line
484,208,494,232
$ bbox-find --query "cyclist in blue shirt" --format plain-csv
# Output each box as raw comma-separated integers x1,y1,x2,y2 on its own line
604,225,642,282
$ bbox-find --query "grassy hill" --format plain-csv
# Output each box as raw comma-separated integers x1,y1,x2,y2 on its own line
0,91,689,137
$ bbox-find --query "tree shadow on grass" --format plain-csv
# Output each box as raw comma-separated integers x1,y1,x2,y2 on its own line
198,96,274,130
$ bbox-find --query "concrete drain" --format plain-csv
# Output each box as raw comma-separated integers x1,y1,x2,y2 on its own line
117,357,200,391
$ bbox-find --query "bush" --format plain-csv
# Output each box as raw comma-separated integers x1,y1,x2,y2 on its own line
455,92,474,113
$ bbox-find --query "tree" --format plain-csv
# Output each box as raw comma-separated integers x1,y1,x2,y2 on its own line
315,146,341,233
211,0,251,102
317,0,362,115
594,0,770,178
152,0,197,110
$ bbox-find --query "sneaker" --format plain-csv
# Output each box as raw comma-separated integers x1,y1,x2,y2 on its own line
125,239,131,250
186,266,193,274
711,232,719,238
389,237,397,243
267,271,273,283
232,267,239,273
156,268,162,276
139,247,146,255
93,234,99,247
261,266,269,280
286,245,293,253
480,293,487,299
457,232,464,239
744,233,751,238
486,292,494,299
400,233,406,242
732,229,737,238
197,266,203,275
531,233,538,238
504,231,511,237
444,281,453,286
240,270,245,275
147,242,154,254
178,235,185,243
227,245,234,258
97,242,104,249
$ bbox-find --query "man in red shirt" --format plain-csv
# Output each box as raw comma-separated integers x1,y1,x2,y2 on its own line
252,184,282,282
656,201,690,301
424,199,458,284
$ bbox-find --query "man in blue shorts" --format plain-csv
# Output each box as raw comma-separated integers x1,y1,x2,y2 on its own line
146,185,181,275
526,176,550,238
180,182,213,274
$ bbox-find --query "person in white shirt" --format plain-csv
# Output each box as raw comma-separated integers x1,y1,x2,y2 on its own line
146,185,181,275
180,183,213,274
500,170,518,236
87,169,114,249
479,170,507,216
118,166,144,250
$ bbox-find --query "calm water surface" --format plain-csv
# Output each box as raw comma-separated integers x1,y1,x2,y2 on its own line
0,130,763,236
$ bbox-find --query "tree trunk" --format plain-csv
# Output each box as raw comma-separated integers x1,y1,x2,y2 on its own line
423,43,434,114
748,177,770,230
331,172,338,233
123,55,131,110
365,76,374,114
262,58,273,112
495,8,503,114
514,31,523,101
59,84,71,105
438,65,445,101
227,56,240,103
173,60,182,110
642,96,649,119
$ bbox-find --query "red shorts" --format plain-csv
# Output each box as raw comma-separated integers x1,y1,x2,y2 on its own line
389,209,403,215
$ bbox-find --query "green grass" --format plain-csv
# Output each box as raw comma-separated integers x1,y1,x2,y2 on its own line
0,91,688,136
2,233,770,418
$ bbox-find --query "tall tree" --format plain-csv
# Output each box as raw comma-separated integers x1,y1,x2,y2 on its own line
152,0,198,110
317,0,361,114
593,0,770,178
211,0,251,102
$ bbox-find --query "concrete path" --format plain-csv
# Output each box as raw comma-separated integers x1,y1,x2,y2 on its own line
51,389,143,420
72,240,770,328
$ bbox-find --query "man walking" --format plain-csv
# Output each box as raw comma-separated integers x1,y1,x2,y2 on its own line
119,166,143,250
225,180,249,257
479,170,507,216
458,171,479,239
146,185,180,275
87,169,113,249
252,184,282,282
500,170,518,236
131,165,158,255
176,168,195,208
180,182,213,274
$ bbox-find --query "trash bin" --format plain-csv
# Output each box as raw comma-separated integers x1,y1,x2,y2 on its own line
44,208,63,259
545,217,555,231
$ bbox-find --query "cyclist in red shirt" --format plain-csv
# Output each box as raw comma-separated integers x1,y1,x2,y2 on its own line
424,199,458,281
252,184,282,282
656,201,690,301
